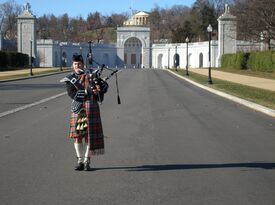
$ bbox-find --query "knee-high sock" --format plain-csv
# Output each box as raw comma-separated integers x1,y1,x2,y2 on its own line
74,142,84,163
84,143,90,163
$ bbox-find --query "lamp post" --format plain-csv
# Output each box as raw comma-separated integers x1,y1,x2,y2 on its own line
207,24,213,84
60,43,63,71
185,37,189,76
20,23,22,53
80,46,82,55
168,47,170,69
29,40,33,76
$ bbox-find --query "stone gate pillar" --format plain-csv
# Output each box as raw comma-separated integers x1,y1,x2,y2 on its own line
17,2,37,65
216,4,237,67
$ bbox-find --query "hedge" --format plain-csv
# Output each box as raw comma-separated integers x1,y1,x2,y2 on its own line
0,51,29,70
221,51,275,72
221,52,249,70
247,51,275,72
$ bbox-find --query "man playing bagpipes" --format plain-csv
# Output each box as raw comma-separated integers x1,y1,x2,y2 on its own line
61,54,108,171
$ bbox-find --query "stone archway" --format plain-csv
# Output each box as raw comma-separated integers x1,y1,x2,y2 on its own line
62,52,67,67
124,37,142,68
173,53,180,68
199,53,203,68
117,27,150,68
157,54,163,68
188,53,192,68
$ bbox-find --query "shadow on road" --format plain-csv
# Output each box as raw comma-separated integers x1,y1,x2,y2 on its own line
94,162,275,172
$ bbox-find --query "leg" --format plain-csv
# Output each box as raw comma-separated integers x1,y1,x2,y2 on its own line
74,137,84,171
83,137,93,171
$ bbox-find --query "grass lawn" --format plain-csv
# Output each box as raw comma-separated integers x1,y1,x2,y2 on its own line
0,67,70,81
174,69,275,110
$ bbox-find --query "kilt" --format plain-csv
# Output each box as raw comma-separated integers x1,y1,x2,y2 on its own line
69,99,104,155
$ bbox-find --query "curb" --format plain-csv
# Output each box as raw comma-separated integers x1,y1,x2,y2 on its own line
166,69,275,118
0,69,71,83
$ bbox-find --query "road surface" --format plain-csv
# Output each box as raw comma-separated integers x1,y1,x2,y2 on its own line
0,69,274,205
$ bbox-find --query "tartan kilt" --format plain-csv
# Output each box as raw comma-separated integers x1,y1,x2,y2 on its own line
69,100,104,155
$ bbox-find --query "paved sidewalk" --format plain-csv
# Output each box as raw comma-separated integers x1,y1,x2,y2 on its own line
0,67,70,81
188,68,275,92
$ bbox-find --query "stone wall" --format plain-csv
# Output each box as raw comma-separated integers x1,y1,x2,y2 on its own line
37,40,117,68
151,41,218,69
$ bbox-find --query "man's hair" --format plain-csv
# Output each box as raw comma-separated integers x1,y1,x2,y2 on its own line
72,54,84,63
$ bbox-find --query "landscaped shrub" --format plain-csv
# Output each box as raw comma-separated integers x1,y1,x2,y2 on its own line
0,51,29,70
221,52,249,69
247,51,275,72
0,51,8,68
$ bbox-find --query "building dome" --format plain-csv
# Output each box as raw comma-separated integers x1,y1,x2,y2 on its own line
123,11,149,26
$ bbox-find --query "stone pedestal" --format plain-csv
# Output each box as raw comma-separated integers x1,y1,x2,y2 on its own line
216,4,237,67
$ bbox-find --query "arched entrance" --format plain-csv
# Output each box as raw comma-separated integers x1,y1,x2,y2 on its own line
62,52,67,67
199,53,203,68
173,53,180,68
157,54,163,68
124,37,142,68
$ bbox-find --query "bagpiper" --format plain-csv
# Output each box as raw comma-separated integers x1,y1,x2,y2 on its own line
61,54,107,171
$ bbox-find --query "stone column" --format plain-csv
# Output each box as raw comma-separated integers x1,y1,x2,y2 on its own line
17,2,37,65
216,4,237,67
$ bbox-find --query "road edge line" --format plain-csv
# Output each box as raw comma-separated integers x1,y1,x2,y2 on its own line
0,92,67,118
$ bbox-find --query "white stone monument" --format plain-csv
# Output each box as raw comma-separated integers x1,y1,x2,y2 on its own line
17,2,37,64
216,4,237,67
117,11,151,68
117,26,150,68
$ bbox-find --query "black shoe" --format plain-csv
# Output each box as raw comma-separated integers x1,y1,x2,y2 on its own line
84,163,93,171
75,162,84,171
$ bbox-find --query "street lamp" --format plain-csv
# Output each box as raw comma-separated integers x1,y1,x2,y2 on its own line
29,39,33,76
185,37,189,76
80,46,82,55
207,24,213,84
168,47,170,69
60,43,63,71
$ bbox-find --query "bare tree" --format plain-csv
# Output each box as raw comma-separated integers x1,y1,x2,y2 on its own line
0,0,21,40
86,11,104,42
105,13,127,27
233,0,275,49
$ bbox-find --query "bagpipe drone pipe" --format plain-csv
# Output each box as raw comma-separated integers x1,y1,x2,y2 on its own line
86,41,121,105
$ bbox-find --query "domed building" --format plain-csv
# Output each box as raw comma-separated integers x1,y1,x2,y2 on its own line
123,11,149,26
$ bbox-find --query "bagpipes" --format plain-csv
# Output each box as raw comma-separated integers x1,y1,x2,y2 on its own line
86,41,121,105
61,41,121,106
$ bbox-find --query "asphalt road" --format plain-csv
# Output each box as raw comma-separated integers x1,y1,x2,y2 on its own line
0,73,67,113
0,69,274,205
